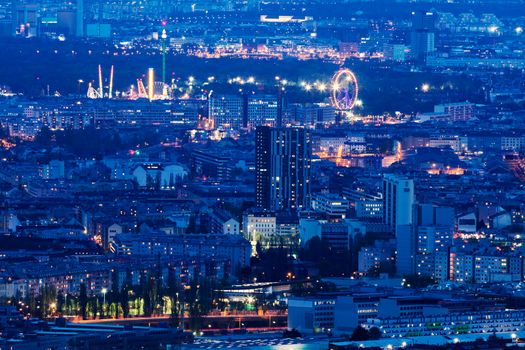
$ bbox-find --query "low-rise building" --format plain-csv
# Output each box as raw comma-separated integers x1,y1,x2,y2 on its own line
288,297,336,333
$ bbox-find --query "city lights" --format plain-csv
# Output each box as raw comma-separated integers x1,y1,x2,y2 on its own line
1,2,524,349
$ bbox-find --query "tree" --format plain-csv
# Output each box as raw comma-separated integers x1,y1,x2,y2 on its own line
79,283,88,320
402,274,436,288
139,270,153,316
351,326,370,341
27,291,38,318
256,246,291,281
187,215,197,233
155,172,162,191
146,174,154,190
290,280,336,297
56,292,65,315
169,173,175,188
369,327,381,340
40,284,57,317
120,270,132,318
283,328,301,338
110,270,120,319
488,333,501,344
34,126,53,148
186,277,204,331
167,268,181,327
120,284,130,319
299,236,353,277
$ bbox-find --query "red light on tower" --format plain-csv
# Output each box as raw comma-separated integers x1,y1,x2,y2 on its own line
161,20,167,27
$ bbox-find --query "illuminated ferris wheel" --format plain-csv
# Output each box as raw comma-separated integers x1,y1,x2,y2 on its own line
330,68,359,112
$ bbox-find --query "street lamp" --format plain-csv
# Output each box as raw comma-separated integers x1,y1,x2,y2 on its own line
101,288,107,306
77,79,84,94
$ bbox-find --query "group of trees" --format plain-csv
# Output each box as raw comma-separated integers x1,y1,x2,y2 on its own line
350,326,382,341
10,267,226,331
252,245,294,282
33,126,161,158
247,232,380,283
402,274,436,289
299,235,371,277
34,126,122,157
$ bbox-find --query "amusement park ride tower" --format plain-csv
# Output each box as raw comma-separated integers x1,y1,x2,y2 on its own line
330,68,360,122
86,64,114,99
87,20,172,101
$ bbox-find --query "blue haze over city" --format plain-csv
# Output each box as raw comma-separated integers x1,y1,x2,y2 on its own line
0,0,524,349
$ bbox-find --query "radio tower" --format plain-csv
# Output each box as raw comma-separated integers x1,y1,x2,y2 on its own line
161,21,168,86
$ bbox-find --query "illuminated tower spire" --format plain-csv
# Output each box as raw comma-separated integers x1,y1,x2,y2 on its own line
161,20,168,85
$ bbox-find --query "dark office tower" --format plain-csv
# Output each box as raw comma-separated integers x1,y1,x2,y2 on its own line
76,0,84,37
57,10,77,36
256,126,311,212
410,11,436,63
15,4,39,37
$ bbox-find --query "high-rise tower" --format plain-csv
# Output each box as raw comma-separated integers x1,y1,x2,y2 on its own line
382,174,415,276
256,126,311,212
410,11,436,63
383,174,414,230
76,0,84,37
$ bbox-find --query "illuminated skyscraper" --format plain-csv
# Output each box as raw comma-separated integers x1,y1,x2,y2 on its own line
209,93,243,130
247,95,278,128
383,174,414,230
383,174,415,276
415,204,455,281
256,126,311,212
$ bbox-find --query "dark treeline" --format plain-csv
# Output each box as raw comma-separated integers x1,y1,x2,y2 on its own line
33,126,161,158
261,0,525,19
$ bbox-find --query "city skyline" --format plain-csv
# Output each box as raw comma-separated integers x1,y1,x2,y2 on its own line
0,0,525,349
